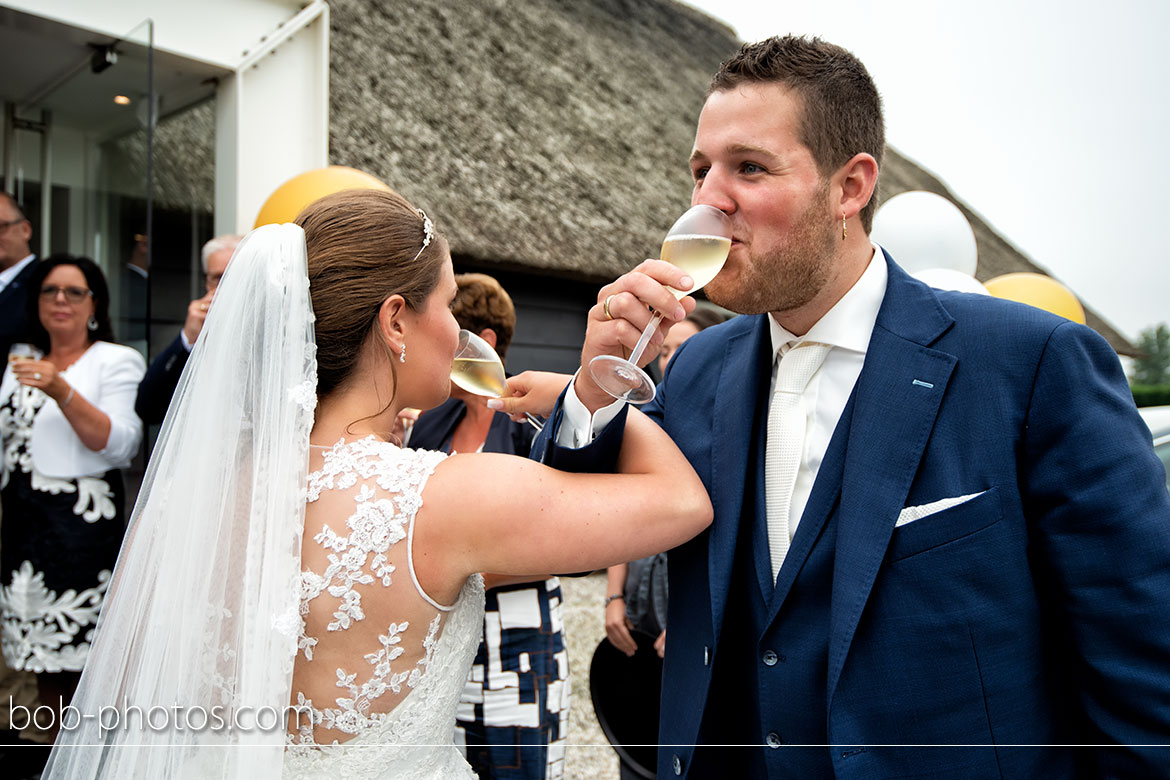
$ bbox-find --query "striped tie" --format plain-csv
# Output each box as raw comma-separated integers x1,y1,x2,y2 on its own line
764,341,831,582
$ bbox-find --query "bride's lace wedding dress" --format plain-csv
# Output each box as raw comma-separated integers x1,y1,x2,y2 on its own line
284,437,485,779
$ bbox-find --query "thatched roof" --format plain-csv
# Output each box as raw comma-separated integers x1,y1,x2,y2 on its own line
327,0,732,281
143,0,1134,354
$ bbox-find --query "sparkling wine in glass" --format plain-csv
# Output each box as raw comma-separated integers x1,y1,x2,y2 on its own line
8,343,42,366
451,330,543,430
588,205,732,403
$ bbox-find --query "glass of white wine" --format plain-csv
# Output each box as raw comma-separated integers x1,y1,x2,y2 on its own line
450,329,543,431
8,343,42,366
588,204,732,404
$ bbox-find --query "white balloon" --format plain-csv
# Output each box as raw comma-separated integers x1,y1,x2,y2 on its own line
912,267,990,296
872,191,979,277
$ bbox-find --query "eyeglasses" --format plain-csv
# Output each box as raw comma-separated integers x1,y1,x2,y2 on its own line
0,218,28,231
40,285,93,304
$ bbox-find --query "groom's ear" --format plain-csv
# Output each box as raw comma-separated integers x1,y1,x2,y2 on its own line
377,294,408,352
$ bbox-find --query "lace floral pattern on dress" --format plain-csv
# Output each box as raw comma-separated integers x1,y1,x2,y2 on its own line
0,381,119,672
291,438,466,748
0,562,110,672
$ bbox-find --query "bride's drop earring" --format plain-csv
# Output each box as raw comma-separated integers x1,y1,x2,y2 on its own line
400,341,406,363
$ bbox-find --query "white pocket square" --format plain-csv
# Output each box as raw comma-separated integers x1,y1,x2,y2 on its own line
896,491,986,527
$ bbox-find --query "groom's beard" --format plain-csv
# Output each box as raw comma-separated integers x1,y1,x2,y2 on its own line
704,185,836,317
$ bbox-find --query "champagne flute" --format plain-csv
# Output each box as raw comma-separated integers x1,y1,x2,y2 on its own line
450,329,543,431
588,204,732,403
8,343,43,366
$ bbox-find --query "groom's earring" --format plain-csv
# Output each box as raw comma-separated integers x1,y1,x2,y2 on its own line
841,214,847,241
399,341,406,363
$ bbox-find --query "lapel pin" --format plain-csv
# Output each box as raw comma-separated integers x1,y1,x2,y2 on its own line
912,379,934,389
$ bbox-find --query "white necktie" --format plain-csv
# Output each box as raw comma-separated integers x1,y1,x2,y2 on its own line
765,341,831,582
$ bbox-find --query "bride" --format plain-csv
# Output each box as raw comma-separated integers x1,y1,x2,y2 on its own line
43,188,711,779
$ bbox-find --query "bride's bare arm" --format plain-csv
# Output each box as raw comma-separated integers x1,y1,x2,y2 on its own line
413,409,710,602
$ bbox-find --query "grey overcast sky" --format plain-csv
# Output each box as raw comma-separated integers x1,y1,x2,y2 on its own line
681,0,1169,341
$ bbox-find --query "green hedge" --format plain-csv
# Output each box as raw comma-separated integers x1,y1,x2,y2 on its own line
1132,385,1170,408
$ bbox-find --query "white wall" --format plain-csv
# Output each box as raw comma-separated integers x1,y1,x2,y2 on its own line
214,2,330,233
4,0,306,70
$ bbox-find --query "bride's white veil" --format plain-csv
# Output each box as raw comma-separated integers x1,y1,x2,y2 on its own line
43,223,316,779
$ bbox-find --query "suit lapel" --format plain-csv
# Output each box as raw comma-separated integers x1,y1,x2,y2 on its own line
708,315,772,642
826,257,958,706
0,258,35,308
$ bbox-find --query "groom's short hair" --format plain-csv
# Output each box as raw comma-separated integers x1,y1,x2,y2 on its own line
710,35,885,232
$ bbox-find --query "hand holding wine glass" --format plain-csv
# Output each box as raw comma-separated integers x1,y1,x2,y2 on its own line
588,205,732,404
8,343,59,393
485,371,573,423
450,330,543,430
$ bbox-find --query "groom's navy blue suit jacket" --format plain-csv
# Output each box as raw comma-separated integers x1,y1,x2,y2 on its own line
535,254,1170,779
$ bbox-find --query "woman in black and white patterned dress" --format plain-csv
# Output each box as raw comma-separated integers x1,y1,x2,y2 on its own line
0,255,144,726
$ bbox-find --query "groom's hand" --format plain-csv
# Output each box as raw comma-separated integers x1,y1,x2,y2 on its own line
575,260,696,412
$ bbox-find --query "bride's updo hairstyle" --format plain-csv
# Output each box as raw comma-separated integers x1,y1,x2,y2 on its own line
297,188,448,397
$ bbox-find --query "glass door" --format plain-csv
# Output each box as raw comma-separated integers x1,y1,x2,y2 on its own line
1,16,155,357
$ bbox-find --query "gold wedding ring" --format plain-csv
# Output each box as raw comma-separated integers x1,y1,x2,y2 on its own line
603,294,615,320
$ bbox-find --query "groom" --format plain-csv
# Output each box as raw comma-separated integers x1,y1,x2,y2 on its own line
524,35,1170,778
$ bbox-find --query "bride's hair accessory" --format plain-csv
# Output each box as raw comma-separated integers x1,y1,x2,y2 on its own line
412,208,434,261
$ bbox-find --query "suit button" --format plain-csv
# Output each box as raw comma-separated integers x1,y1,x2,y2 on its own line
762,649,778,666
673,754,683,775
766,732,782,749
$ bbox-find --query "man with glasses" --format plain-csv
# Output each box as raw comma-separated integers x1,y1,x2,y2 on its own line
0,193,38,361
134,234,240,425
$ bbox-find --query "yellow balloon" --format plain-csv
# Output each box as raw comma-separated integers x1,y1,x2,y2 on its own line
253,166,392,228
984,272,1086,324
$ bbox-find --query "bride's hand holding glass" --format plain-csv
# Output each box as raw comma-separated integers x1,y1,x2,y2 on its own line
576,205,731,408
572,262,694,412
588,205,731,404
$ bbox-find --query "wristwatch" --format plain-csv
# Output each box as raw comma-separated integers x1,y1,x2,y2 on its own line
604,593,625,606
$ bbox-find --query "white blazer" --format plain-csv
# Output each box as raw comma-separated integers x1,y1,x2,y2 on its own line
0,341,146,479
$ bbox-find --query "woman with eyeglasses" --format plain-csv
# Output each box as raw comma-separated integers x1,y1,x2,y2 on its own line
0,254,144,735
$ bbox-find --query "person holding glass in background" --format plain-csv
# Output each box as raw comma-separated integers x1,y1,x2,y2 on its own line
135,234,242,425
409,272,570,780
0,255,144,738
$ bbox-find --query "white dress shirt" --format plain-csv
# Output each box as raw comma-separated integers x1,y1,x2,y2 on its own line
766,246,886,541
559,245,889,543
0,254,35,292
